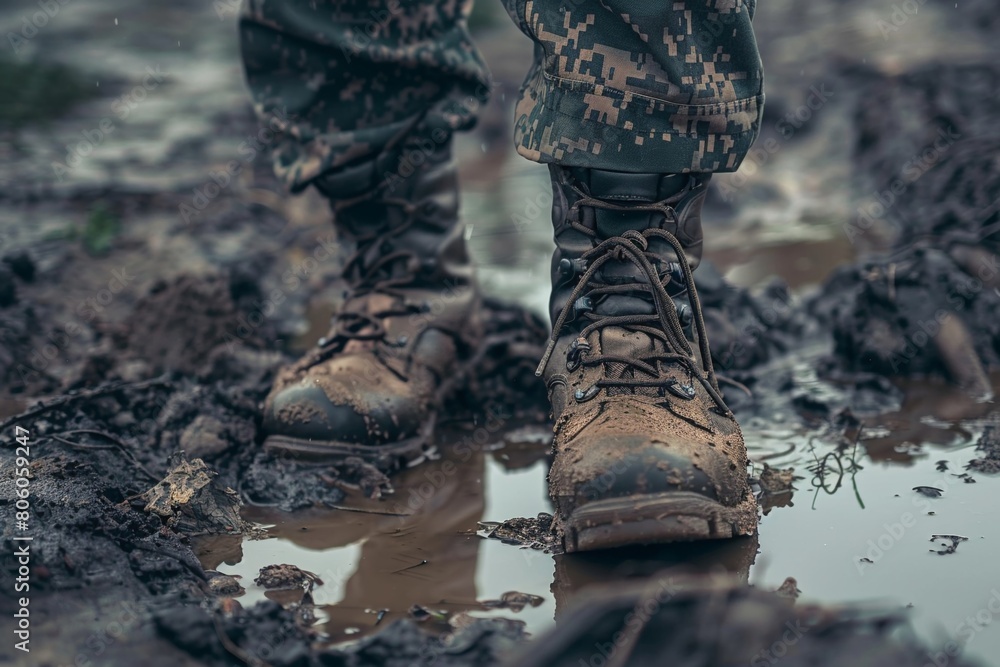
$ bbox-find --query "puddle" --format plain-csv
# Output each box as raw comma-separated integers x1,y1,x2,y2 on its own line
197,375,1000,664
200,422,555,643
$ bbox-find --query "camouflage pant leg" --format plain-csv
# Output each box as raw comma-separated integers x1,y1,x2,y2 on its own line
504,0,764,173
239,0,491,194
240,0,763,196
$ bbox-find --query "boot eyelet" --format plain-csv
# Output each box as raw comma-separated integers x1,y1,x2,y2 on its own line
573,296,593,317
574,385,600,402
675,303,692,327
565,336,591,371
558,258,588,278
666,383,696,400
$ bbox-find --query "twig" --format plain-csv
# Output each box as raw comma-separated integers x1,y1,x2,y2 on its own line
850,423,866,509
112,537,208,582
48,433,160,482
391,559,428,574
326,504,411,517
0,376,173,431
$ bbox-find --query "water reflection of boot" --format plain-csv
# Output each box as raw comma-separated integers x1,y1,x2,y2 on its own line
193,533,245,571
550,534,758,618
267,444,488,637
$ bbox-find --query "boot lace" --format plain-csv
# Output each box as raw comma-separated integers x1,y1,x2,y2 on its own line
535,195,731,415
311,197,437,369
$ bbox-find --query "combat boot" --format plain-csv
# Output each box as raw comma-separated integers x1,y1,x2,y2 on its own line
262,142,482,468
539,167,758,552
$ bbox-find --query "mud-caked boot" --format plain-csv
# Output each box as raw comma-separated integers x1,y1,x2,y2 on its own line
262,143,482,468
539,167,758,552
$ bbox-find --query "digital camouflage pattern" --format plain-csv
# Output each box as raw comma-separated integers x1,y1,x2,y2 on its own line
505,0,763,173
239,0,491,194
240,0,763,194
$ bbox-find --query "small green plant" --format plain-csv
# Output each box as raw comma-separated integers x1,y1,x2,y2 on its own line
83,205,121,255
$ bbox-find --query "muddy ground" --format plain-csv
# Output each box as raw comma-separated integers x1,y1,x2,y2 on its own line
2,1,1000,666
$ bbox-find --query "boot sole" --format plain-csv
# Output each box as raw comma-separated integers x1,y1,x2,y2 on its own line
561,489,758,553
263,430,432,471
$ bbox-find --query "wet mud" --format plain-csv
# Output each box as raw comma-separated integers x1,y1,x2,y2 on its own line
3,0,1000,665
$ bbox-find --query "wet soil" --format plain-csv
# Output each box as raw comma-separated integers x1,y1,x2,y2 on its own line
3,1,1000,666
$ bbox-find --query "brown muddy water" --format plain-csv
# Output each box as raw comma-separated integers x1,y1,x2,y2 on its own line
196,158,1000,664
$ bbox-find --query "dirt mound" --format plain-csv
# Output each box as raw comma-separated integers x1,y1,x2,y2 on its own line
695,263,812,373
851,63,1000,243
122,272,258,377
814,62,1000,389
814,247,1000,392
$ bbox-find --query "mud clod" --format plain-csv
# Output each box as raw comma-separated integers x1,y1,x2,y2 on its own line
967,414,1000,473
330,617,527,667
511,578,980,667
239,452,348,511
774,576,802,602
479,513,562,553
255,564,323,591
141,458,247,535
122,273,240,376
758,464,800,496
207,573,245,596
324,456,395,500
482,591,545,612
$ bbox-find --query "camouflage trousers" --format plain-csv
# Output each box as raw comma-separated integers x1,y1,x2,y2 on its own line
239,0,763,196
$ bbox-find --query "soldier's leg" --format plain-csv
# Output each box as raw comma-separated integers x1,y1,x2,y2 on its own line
503,0,763,173
239,0,491,194
503,1,765,550
241,1,492,459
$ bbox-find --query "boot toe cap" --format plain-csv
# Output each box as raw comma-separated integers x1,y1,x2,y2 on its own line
263,379,422,445
552,432,746,512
